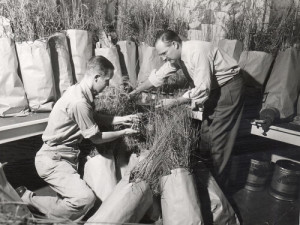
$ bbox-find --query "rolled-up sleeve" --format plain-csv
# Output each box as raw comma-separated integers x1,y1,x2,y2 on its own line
72,101,100,139
148,62,178,87
182,51,212,105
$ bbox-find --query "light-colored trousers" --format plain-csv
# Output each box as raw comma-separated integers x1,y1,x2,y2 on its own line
22,148,96,221
22,145,139,221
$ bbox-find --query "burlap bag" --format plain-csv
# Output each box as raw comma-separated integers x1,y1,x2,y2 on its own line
262,47,300,119
95,46,123,87
0,38,28,117
218,39,243,62
85,175,152,224
49,32,74,98
117,40,138,88
160,168,204,225
83,152,117,202
66,29,93,83
238,51,274,88
137,44,164,84
16,39,55,112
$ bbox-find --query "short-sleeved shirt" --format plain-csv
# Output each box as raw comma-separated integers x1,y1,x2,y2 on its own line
42,80,100,147
148,40,240,105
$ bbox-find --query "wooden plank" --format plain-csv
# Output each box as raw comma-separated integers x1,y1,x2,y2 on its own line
0,113,49,144
251,122,300,147
271,154,300,164
0,113,49,129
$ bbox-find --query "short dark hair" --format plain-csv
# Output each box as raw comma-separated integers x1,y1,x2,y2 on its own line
86,56,114,77
155,30,182,46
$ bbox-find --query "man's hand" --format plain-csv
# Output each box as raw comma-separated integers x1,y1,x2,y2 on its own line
128,90,138,99
112,114,141,126
128,79,155,99
123,128,139,135
120,114,141,126
259,108,280,133
155,99,178,109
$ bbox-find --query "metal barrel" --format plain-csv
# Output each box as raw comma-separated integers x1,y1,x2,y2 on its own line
269,160,300,201
245,159,272,191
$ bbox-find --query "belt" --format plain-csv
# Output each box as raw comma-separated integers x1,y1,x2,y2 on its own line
37,144,80,167
222,73,242,87
40,143,79,151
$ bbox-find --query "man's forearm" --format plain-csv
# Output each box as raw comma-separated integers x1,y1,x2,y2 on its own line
176,97,191,105
90,130,125,144
132,79,154,94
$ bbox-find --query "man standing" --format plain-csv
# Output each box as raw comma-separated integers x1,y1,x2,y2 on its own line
130,30,244,185
18,56,139,220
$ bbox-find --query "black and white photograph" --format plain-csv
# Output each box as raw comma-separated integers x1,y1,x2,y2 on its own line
0,0,299,224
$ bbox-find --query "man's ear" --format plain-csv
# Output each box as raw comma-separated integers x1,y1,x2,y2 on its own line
94,71,104,81
94,74,100,82
172,41,179,49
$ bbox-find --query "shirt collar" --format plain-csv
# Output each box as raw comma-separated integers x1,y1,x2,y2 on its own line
181,41,188,62
79,80,94,104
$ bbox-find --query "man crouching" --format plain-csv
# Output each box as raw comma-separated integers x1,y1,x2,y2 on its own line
17,56,139,221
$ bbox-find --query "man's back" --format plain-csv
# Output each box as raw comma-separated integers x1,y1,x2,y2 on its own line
42,82,94,147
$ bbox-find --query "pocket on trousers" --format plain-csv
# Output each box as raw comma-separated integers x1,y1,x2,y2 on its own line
216,85,233,108
35,154,58,179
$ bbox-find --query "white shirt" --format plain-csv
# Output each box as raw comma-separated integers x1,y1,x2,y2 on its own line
148,41,240,105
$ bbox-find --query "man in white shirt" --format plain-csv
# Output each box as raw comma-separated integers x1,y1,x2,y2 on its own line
130,30,245,185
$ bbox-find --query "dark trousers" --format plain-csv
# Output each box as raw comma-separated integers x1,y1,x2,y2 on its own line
200,75,245,183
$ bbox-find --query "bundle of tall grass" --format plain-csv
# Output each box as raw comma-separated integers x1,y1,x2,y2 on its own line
130,106,200,194
93,86,191,154
2,0,60,41
95,86,137,115
0,202,30,224
57,0,104,33
95,86,146,152
226,0,298,55
117,0,187,45
1,0,108,42
253,3,297,54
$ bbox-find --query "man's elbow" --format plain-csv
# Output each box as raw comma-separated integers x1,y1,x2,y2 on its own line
89,133,104,145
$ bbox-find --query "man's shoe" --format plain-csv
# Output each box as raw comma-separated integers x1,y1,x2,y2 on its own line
15,186,27,198
15,187,46,218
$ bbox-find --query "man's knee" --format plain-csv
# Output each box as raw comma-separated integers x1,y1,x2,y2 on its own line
82,189,96,208
67,188,96,212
